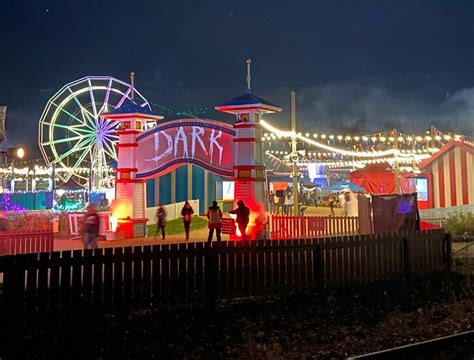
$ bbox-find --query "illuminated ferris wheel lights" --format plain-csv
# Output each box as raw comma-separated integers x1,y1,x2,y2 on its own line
39,76,151,186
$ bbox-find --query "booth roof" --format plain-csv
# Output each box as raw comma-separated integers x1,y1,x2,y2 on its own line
325,180,365,192
418,140,474,170
103,100,161,117
216,93,281,110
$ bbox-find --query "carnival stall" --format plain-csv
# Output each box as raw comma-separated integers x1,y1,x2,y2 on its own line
349,163,415,195
418,140,474,209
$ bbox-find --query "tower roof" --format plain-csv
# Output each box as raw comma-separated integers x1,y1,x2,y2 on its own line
215,93,282,114
102,100,163,120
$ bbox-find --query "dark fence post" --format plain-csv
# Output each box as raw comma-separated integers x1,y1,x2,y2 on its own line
2,256,25,328
444,233,452,272
402,237,411,282
205,244,218,305
313,245,322,290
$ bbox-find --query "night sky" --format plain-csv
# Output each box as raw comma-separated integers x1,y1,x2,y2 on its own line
1,0,473,157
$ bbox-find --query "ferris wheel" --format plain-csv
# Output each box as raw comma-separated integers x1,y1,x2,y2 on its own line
38,76,151,188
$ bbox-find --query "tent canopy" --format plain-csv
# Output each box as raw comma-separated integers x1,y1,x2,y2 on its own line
350,163,414,194
325,180,365,192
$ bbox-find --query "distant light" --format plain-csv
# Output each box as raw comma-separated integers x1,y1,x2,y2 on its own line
16,148,25,159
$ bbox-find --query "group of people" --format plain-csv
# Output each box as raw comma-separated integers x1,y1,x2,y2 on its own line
80,199,252,249
156,200,195,241
327,190,353,216
156,199,251,243
269,190,295,215
269,188,319,215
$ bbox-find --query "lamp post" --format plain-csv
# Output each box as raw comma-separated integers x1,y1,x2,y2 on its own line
291,91,299,216
0,147,25,192
393,129,400,193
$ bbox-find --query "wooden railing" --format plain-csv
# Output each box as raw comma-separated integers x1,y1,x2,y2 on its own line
0,231,54,256
271,215,359,239
0,230,449,320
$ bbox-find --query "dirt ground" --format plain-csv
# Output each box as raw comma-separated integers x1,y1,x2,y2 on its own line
2,272,472,360
453,242,474,258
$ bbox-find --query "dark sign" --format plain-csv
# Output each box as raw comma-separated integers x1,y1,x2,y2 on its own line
221,218,236,235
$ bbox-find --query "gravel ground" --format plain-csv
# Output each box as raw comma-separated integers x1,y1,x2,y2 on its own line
1,273,473,360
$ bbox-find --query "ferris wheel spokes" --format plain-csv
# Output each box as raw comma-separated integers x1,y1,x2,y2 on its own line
39,76,152,187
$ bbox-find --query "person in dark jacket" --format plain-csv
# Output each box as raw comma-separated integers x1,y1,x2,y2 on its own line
82,204,100,249
206,201,223,244
155,204,166,240
229,199,250,240
181,201,194,241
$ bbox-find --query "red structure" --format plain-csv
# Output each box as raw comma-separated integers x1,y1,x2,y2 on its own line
350,163,415,194
0,231,54,255
418,140,474,209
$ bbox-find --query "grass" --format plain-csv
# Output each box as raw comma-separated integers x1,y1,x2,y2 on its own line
147,216,208,236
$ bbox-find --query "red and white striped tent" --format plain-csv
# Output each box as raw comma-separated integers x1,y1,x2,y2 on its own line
418,140,474,209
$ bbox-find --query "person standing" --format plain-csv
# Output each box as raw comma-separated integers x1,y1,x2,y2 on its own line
207,200,223,244
284,192,294,215
83,204,100,249
229,199,250,240
0,211,9,231
283,192,290,215
156,204,166,240
181,201,194,241
273,192,280,215
268,191,275,214
328,194,336,216
339,192,347,216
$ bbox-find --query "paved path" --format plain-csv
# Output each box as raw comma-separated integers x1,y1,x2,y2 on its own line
54,206,341,251
55,226,230,251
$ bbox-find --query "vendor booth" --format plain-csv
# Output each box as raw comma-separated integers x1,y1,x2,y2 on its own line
350,163,415,195
418,140,474,209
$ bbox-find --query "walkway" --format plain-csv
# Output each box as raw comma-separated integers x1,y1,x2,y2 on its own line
55,226,230,251
54,205,341,251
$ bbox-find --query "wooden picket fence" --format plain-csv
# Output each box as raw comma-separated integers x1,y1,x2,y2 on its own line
271,215,359,239
0,231,54,256
0,230,449,321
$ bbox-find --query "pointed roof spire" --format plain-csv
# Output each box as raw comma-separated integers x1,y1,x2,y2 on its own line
246,59,251,93
130,71,135,100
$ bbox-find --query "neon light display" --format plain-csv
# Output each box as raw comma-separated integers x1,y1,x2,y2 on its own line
39,76,151,187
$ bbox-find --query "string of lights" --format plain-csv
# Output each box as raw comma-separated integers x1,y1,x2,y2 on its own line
260,125,461,145
260,120,434,159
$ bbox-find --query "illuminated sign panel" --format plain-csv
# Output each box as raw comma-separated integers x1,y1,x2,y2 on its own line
135,119,235,179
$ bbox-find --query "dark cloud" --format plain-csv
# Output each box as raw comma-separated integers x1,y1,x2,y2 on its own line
295,83,474,137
